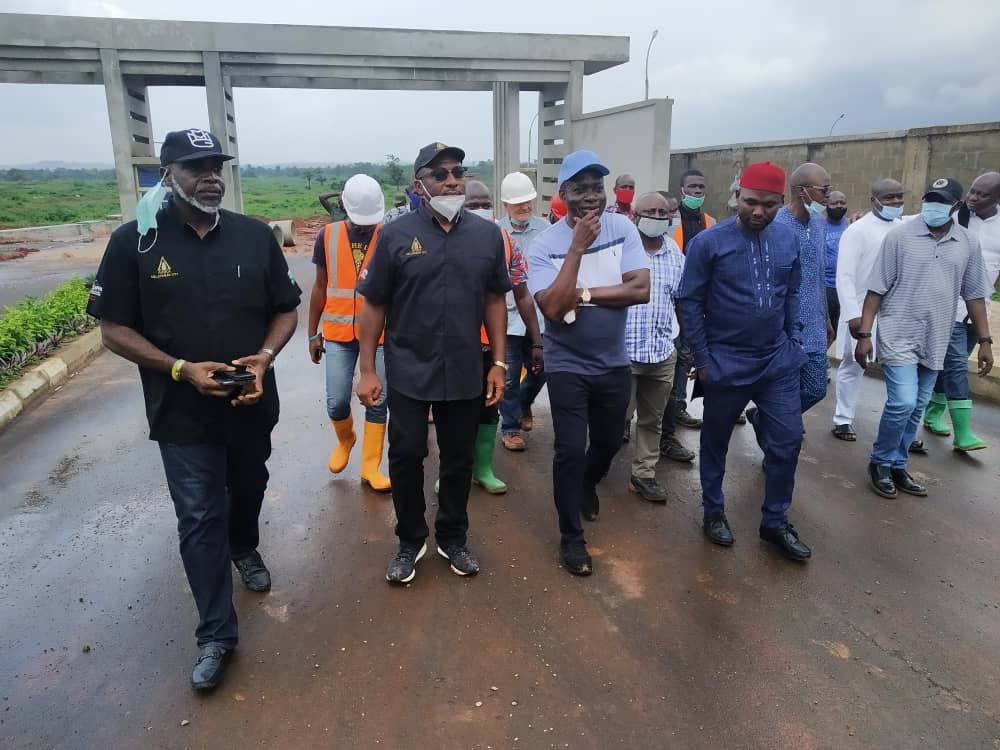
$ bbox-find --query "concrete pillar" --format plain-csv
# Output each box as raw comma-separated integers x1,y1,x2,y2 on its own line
901,134,931,214
203,51,243,213
121,76,155,158
491,81,520,202
536,83,571,212
99,48,139,220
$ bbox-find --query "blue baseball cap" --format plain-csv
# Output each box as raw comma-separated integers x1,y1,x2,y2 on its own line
558,149,610,187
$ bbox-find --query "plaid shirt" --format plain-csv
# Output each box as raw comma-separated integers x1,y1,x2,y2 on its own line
626,236,685,364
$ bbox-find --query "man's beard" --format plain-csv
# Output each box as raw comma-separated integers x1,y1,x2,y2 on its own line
172,181,221,214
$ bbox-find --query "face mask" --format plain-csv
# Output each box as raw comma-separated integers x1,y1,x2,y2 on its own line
921,201,953,227
420,180,465,222
827,207,847,221
136,180,167,236
681,194,705,210
637,216,672,238
469,208,494,221
615,187,635,205
874,198,904,221
666,217,680,229
804,194,826,216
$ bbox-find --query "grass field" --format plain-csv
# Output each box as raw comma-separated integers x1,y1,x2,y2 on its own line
0,177,406,228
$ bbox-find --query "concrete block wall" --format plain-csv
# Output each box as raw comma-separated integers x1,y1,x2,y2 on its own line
670,121,1000,219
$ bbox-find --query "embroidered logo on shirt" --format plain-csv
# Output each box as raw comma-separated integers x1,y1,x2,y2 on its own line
88,283,103,301
151,256,179,279
405,237,425,256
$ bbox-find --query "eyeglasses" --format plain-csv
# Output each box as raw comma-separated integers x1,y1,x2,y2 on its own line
423,166,467,182
803,184,833,196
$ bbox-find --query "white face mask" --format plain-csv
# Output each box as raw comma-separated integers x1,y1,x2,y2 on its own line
637,216,672,238
469,208,494,220
420,180,465,222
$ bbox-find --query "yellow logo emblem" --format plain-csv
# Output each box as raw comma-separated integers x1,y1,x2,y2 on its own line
151,256,179,279
405,237,425,256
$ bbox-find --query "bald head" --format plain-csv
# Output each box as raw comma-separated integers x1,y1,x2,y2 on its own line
789,162,831,210
871,178,903,199
634,191,669,215
870,178,905,216
789,162,830,189
967,171,1000,219
464,180,492,210
615,174,635,189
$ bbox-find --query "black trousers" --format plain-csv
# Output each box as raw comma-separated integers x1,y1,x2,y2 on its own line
387,387,481,547
479,349,499,425
546,368,631,546
158,428,272,648
826,286,840,334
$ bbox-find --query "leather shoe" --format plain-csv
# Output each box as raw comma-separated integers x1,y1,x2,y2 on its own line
868,462,896,498
890,468,927,496
581,486,600,522
759,523,811,561
191,643,231,691
502,432,526,451
233,550,271,592
831,424,856,441
908,439,928,455
703,512,734,546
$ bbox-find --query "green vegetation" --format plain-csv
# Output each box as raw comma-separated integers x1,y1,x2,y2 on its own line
0,180,121,227
0,276,95,388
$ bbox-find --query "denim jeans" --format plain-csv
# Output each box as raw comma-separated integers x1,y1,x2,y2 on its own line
871,363,939,468
499,335,547,433
932,321,977,400
324,340,387,423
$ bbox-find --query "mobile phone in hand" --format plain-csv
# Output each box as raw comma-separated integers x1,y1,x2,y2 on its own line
212,365,256,387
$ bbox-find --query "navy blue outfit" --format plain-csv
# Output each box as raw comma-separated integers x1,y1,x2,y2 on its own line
676,217,808,528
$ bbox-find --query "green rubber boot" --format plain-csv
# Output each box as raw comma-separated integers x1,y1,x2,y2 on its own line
948,399,986,451
472,423,507,494
922,392,951,436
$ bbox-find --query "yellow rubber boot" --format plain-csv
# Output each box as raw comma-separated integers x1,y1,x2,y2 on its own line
328,417,356,474
360,421,392,493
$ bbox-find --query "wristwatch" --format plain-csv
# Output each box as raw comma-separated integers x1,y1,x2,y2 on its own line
978,336,993,345
580,287,592,304
493,360,509,371
855,332,872,339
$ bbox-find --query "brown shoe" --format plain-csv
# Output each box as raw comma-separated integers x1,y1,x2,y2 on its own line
502,432,526,451
520,407,534,432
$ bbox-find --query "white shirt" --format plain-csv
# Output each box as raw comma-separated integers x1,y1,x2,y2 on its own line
950,210,999,322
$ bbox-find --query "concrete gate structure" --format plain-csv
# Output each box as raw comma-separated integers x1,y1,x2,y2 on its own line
0,14,672,220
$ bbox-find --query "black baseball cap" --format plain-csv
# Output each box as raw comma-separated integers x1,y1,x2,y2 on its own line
414,142,466,175
160,128,234,166
923,177,963,204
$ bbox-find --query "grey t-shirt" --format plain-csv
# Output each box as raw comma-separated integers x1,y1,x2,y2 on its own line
869,218,989,369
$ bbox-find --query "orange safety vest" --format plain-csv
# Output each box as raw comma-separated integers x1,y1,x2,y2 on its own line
322,221,383,343
480,228,514,346
673,212,716,252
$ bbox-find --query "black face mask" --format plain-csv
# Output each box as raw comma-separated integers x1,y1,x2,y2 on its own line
827,207,847,221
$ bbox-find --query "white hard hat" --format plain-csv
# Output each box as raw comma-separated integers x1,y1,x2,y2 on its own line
342,174,385,225
500,172,537,205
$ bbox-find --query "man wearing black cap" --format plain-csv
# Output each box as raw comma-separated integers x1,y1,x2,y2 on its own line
86,128,301,691
855,177,993,499
525,149,650,577
356,142,511,585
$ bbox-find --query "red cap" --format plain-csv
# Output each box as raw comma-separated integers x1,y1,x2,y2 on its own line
739,161,786,195
549,193,568,219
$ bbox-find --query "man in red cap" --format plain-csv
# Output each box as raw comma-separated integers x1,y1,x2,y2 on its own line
676,161,813,561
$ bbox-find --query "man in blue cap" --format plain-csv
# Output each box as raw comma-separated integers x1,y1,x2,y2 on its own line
526,149,650,576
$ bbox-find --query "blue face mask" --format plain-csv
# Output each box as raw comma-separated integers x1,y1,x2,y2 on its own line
875,198,904,221
136,180,167,236
921,201,953,227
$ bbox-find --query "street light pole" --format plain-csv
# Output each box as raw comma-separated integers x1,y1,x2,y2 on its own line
828,113,845,136
527,112,539,166
644,29,659,100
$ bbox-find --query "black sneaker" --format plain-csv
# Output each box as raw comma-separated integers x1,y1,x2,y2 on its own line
233,551,271,592
629,475,668,503
660,435,695,462
191,643,231,692
437,543,480,576
561,541,593,576
676,408,702,429
385,542,427,584
581,486,600,521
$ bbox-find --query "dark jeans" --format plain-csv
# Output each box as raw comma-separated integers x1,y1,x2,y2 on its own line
387,387,481,547
825,286,840,334
159,429,272,648
499,335,547,433
547,368,631,546
933,321,977,400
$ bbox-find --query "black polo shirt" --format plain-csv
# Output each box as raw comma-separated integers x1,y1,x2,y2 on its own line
357,205,512,401
86,198,302,444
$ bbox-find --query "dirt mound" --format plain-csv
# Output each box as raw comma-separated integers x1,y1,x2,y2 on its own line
0,247,39,262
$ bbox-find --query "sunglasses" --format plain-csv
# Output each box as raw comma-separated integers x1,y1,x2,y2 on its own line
423,166,467,182
803,184,833,196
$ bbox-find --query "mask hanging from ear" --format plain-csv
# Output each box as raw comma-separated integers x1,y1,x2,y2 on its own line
136,180,167,236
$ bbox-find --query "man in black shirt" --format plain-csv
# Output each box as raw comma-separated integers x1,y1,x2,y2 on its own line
356,142,511,584
86,129,300,691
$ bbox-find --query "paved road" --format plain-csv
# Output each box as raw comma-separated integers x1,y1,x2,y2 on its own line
2,307,1000,748
0,240,103,310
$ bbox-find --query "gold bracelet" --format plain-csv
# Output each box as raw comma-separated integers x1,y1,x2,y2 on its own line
171,359,186,382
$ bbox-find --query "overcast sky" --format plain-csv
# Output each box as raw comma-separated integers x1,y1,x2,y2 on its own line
1,0,998,166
